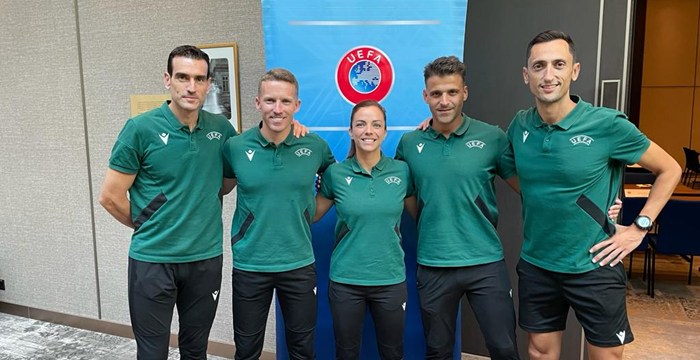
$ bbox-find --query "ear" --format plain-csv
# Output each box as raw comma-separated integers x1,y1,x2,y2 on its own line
422,88,429,104
522,67,529,85
255,96,261,111
348,127,353,139
463,85,469,102
572,62,581,82
163,71,171,89
294,99,301,113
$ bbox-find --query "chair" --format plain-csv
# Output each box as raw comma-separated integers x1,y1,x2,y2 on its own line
646,199,700,298
682,147,700,188
621,196,650,280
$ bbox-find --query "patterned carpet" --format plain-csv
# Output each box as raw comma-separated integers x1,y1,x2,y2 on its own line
623,254,700,360
0,313,229,360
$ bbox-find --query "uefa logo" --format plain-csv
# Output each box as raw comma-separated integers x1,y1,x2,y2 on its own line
336,45,394,104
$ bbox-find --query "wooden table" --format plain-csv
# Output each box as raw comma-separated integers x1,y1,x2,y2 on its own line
624,183,700,198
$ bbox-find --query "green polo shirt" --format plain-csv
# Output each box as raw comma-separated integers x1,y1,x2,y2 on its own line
504,96,650,273
223,125,335,272
396,114,514,267
109,101,236,263
320,155,412,286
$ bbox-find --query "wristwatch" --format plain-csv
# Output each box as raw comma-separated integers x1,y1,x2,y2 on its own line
633,215,653,231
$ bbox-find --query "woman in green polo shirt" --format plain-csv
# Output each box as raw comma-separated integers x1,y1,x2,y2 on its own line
314,100,414,360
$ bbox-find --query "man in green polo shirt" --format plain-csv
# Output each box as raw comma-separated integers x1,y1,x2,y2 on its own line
396,56,520,360
503,30,681,360
222,68,335,360
99,45,237,359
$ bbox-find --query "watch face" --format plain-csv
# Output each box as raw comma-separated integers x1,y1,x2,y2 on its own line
636,216,652,228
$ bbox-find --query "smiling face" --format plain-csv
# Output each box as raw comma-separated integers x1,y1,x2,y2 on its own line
423,73,468,133
523,39,580,107
256,80,300,142
349,104,386,155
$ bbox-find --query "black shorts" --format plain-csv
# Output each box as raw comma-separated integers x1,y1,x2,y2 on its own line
517,258,633,347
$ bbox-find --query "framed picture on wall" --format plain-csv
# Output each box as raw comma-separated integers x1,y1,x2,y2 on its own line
198,42,242,132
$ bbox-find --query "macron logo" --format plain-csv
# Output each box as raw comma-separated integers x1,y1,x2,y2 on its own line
345,176,353,185
402,302,406,311
159,133,169,145
212,290,219,301
616,330,625,344
522,131,529,143
416,143,424,153
245,150,255,161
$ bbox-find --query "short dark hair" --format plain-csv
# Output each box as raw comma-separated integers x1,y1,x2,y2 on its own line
258,68,299,98
423,56,466,84
526,30,577,65
347,100,387,159
167,45,210,77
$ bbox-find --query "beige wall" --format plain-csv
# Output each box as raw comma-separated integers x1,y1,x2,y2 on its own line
640,0,700,164
0,0,277,353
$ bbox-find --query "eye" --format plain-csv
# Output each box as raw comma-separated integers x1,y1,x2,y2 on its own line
372,122,383,129
448,90,459,96
430,91,441,98
195,76,208,85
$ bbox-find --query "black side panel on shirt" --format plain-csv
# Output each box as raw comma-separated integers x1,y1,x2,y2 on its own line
576,194,615,237
133,193,167,230
231,213,255,245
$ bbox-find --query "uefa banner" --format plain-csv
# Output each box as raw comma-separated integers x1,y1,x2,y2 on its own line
262,1,467,359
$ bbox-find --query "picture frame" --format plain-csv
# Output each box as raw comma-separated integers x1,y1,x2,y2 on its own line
198,42,242,132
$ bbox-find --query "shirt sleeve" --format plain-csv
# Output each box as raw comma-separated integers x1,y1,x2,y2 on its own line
108,119,141,174
609,114,651,164
499,118,518,179
395,134,406,161
319,165,334,199
319,139,336,173
222,137,236,179
403,161,415,197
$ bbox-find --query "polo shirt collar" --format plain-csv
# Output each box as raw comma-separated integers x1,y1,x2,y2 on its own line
253,121,296,146
349,154,389,174
426,113,471,139
534,95,583,130
161,101,204,131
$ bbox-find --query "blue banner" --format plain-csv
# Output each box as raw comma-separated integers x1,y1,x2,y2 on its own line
262,1,467,359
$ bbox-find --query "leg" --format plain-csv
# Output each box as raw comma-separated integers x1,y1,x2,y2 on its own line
367,282,406,360
516,259,569,360
176,255,223,360
328,281,367,360
528,332,563,360
463,261,519,360
232,268,275,360
275,264,317,360
128,258,176,360
587,343,624,360
416,265,463,360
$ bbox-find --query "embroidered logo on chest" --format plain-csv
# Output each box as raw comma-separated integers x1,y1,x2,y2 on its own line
245,150,255,161
416,143,425,153
206,131,222,140
569,135,594,146
465,140,485,149
384,176,402,185
295,148,312,157
522,131,529,143
345,176,353,185
159,132,169,145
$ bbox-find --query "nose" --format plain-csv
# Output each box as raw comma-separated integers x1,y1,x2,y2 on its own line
542,65,555,80
439,93,450,105
273,101,283,113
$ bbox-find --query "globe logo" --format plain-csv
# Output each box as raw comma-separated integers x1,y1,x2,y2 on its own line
336,45,394,104
349,60,381,94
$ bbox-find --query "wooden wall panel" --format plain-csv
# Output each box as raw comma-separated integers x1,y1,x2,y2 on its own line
643,0,699,87
639,87,693,163
692,90,700,149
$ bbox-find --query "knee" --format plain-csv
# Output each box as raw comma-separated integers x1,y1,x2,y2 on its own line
528,342,558,360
